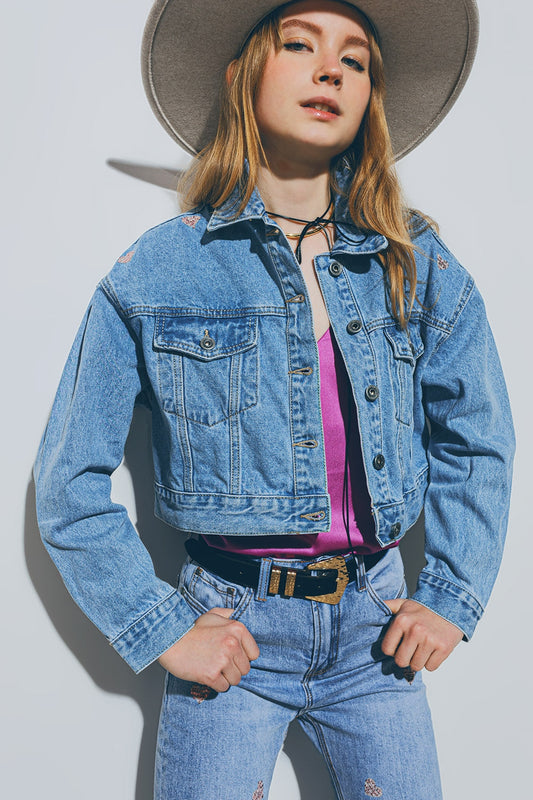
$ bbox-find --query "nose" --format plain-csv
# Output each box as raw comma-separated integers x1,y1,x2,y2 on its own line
314,58,342,87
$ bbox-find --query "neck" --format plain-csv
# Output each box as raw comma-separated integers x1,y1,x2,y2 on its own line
256,157,332,222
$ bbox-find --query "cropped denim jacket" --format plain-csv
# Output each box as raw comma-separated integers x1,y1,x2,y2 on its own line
34,184,515,673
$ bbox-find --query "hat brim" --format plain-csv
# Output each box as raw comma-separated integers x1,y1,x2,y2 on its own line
142,0,479,160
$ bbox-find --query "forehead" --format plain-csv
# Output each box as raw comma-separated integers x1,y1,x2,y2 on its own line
278,0,369,32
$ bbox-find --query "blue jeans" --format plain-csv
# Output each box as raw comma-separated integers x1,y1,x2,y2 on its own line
154,547,442,799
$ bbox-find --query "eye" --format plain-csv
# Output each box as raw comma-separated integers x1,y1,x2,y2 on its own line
283,40,312,53
342,55,366,72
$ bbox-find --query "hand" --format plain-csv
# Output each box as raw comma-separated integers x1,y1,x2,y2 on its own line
381,599,463,672
157,607,260,692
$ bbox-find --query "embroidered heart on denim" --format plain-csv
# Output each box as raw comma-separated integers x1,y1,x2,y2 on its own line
182,214,201,228
404,667,416,684
364,778,383,797
252,780,264,800
117,250,135,263
190,683,215,703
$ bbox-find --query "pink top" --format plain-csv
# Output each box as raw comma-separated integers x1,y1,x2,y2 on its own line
203,327,385,557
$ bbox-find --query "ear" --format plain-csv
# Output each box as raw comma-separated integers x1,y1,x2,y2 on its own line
225,60,237,86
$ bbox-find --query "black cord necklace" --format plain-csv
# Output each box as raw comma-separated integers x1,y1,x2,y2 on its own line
266,198,369,264
266,198,334,263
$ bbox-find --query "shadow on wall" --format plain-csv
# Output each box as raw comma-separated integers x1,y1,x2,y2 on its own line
25,405,426,800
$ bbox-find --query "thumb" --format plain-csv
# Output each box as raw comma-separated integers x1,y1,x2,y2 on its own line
206,607,234,619
383,598,406,614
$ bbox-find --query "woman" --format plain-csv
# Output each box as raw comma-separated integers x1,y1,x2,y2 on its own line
34,1,514,798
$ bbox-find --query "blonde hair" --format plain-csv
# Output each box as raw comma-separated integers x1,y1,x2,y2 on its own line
179,2,433,328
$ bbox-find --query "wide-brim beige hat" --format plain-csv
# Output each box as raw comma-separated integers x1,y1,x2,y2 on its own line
142,0,479,160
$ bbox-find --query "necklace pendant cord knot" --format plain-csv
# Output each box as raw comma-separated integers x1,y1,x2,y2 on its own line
265,199,334,263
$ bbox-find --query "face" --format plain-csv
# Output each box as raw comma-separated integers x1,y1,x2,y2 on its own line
254,0,372,167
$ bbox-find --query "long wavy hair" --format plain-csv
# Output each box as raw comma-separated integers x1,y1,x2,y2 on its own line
179,3,432,328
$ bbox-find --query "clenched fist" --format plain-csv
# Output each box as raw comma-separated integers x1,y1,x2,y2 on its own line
158,607,260,692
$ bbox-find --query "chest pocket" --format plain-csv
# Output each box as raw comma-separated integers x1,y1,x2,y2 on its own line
154,313,258,426
384,326,424,426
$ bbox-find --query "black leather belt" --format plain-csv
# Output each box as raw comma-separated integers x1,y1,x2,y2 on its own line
185,537,387,605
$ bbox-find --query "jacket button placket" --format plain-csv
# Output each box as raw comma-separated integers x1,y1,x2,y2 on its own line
266,229,328,516
313,253,392,520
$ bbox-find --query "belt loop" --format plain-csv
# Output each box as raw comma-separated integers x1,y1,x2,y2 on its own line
255,557,273,601
355,554,367,592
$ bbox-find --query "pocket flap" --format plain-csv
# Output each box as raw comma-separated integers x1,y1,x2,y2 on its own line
384,326,424,363
154,314,258,361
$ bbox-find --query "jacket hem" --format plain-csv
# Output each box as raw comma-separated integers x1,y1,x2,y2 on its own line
154,485,332,534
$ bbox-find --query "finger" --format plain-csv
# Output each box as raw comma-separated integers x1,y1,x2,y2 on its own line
409,643,435,673
240,627,260,661
425,648,448,672
206,610,260,658
392,633,418,668
381,618,404,657
221,661,243,687
383,598,406,615
207,607,234,618
232,648,252,677
224,618,260,661
210,672,231,693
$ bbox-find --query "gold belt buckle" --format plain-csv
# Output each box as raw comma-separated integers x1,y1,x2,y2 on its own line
304,555,349,604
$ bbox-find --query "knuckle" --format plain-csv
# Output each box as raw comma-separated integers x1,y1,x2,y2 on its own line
205,665,222,683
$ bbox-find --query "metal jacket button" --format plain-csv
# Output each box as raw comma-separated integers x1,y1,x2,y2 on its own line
346,319,362,334
373,453,385,470
200,332,215,350
329,261,342,277
365,385,379,401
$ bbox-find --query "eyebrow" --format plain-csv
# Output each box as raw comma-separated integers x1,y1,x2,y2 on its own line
280,18,370,49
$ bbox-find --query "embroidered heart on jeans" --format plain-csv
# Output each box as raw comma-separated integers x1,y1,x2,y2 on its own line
364,778,383,797
190,683,215,703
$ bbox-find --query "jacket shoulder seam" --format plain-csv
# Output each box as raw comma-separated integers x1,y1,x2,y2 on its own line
425,275,475,356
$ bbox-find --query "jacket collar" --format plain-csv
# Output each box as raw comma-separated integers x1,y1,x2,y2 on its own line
206,165,388,257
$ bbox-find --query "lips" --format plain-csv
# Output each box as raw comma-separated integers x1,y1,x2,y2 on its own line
302,98,340,115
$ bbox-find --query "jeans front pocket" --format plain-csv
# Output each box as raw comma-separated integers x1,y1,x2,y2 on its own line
178,555,253,619
365,548,407,617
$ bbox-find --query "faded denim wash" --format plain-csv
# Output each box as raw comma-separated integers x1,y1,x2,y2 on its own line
155,548,442,800
34,180,515,673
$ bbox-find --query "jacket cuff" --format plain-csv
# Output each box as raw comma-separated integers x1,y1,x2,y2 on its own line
410,570,485,641
110,590,198,673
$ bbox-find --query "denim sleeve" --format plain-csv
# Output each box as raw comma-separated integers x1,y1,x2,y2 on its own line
412,282,515,639
33,285,197,673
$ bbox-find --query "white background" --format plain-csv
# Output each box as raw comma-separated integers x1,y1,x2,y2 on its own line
1,1,531,798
